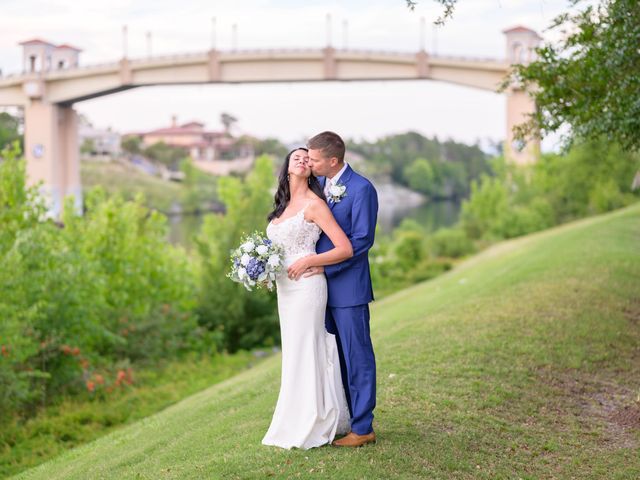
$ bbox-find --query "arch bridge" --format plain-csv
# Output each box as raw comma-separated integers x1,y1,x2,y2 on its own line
0,26,541,216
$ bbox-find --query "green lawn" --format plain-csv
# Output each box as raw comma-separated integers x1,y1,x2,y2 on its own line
12,202,640,479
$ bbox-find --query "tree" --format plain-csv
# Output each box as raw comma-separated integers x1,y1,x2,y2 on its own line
348,131,490,199
80,137,95,155
403,158,435,194
459,174,509,240
121,135,142,156
237,135,288,161
195,155,279,352
143,141,188,170
405,0,457,25
220,112,238,134
179,157,217,213
503,0,640,152
0,112,22,153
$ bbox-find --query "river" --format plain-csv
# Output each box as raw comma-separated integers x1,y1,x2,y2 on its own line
167,182,462,249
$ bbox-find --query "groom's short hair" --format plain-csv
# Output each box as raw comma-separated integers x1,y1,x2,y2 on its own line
307,131,345,163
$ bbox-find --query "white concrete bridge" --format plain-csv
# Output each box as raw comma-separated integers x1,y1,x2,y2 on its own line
0,26,541,216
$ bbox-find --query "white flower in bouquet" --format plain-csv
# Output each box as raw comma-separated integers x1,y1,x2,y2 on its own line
240,253,252,266
267,254,280,267
256,244,269,256
242,241,255,252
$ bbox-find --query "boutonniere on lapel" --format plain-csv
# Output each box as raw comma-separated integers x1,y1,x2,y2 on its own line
327,181,347,203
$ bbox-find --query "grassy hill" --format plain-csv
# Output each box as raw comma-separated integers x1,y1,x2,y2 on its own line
80,161,184,212
13,203,640,479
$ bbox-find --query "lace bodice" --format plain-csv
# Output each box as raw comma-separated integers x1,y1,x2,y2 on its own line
266,202,322,258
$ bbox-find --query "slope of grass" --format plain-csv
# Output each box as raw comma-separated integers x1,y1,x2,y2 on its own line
13,203,640,479
1,351,270,478
81,161,184,212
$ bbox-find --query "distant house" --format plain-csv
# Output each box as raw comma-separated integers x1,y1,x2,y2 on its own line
124,115,255,175
78,115,121,159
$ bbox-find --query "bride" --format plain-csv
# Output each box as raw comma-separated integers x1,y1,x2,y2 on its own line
262,147,352,449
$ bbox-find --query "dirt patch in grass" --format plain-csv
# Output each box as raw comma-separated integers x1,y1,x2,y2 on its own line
622,298,640,325
535,366,640,450
610,404,640,429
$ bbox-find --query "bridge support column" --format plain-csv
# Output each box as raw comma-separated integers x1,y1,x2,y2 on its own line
416,50,430,78
207,49,220,81
24,100,82,218
323,47,336,79
504,87,539,165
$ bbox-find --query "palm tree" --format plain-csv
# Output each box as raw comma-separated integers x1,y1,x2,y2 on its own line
220,112,238,135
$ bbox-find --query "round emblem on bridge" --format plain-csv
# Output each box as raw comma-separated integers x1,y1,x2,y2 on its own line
33,143,44,158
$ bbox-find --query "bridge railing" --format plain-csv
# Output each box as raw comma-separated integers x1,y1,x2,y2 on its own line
0,48,505,80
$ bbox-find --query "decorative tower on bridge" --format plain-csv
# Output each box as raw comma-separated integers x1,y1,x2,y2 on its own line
502,26,543,165
17,39,84,217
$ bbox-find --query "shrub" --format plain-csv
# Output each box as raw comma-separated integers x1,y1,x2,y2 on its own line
459,174,509,240
0,142,203,423
494,198,555,239
428,227,476,258
588,178,626,213
195,155,279,353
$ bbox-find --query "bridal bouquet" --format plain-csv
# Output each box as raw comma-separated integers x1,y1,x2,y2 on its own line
227,231,284,291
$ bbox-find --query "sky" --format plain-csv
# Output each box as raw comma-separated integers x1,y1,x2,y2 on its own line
0,0,577,151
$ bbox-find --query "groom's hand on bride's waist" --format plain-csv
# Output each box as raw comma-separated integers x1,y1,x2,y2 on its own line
288,257,311,280
302,266,324,278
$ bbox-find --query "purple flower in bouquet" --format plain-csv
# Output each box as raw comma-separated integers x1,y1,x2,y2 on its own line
246,257,266,281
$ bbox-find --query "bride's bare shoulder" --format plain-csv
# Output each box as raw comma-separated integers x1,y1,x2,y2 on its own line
306,195,328,211
303,195,330,222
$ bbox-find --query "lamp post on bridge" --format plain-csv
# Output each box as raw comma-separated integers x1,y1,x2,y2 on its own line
122,25,128,59
416,17,429,78
323,13,336,79
342,20,348,50
146,31,152,58
211,17,217,50
232,23,238,51
207,17,220,81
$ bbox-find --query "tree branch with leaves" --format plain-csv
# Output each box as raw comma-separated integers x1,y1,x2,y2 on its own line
405,0,457,25
502,0,640,153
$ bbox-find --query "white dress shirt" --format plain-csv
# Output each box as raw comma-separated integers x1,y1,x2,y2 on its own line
324,162,349,198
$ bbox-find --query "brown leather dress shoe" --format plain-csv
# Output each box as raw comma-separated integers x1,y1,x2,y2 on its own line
331,431,376,447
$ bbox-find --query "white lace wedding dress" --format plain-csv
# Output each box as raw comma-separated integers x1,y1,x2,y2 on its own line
261,201,351,449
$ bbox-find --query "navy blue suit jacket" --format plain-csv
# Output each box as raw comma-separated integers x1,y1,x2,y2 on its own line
316,164,378,308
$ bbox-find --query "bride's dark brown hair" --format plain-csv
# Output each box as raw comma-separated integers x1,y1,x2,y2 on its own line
267,147,326,222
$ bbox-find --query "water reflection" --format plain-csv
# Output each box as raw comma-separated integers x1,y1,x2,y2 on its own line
378,199,461,235
167,198,461,250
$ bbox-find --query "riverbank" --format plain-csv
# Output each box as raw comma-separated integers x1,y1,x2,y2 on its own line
81,160,462,246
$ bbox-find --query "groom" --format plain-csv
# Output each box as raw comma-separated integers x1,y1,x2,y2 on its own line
305,131,379,447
